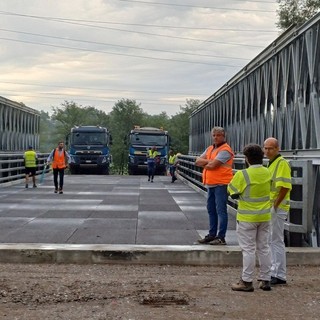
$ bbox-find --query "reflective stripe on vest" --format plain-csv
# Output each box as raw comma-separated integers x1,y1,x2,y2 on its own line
52,149,67,169
269,157,291,211
202,144,234,185
169,155,176,164
228,166,271,222
24,150,37,167
148,150,159,159
240,170,270,203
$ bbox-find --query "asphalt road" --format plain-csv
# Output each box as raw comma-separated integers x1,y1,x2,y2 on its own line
0,174,238,246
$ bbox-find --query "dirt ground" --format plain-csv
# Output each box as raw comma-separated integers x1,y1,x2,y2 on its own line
0,263,319,320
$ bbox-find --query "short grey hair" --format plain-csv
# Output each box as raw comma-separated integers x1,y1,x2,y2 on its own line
211,126,225,136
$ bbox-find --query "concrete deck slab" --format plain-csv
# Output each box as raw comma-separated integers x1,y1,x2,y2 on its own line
0,175,318,265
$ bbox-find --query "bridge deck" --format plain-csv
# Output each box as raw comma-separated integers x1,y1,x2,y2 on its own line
0,174,237,246
1,175,320,267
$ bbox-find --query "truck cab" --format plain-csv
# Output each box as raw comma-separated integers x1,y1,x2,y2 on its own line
127,126,170,175
67,125,112,174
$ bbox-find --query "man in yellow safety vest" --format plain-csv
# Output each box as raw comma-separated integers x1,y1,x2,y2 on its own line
264,137,292,286
168,149,178,183
23,145,38,188
146,146,160,183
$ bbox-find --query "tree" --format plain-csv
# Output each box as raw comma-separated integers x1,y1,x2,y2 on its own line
39,98,201,173
51,101,110,142
108,99,147,173
39,110,56,152
276,0,320,30
168,99,200,154
144,112,170,131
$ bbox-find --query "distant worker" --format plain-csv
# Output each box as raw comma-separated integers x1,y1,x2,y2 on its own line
195,126,234,245
47,141,70,194
23,145,38,188
168,150,178,183
147,146,160,183
228,144,272,292
264,137,292,286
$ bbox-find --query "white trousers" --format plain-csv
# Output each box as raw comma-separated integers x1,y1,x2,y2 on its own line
237,221,271,282
270,207,287,281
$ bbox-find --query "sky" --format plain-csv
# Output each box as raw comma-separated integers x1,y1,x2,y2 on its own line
0,0,280,116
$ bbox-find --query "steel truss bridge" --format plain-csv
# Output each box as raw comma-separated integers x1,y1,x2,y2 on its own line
1,14,320,247
190,13,320,154
0,96,40,152
188,13,320,247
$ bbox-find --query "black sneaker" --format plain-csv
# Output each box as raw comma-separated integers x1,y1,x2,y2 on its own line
54,189,58,193
271,277,287,285
59,188,63,194
259,280,271,291
25,184,28,188
33,184,37,188
209,237,227,245
197,234,216,244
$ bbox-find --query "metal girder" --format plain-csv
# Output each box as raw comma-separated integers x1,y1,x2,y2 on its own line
190,13,320,155
0,96,40,151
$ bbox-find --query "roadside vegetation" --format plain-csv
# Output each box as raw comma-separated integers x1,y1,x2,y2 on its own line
39,99,200,174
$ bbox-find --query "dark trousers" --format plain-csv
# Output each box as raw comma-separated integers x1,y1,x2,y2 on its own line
147,162,155,179
53,168,65,190
169,165,176,181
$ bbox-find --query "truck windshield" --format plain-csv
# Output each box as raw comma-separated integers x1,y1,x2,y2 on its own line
71,132,107,145
130,134,167,146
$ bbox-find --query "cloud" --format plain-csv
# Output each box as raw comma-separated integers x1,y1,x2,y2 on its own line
0,0,278,116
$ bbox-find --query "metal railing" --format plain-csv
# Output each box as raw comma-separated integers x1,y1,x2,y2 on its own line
176,155,319,247
0,152,50,185
1,151,319,247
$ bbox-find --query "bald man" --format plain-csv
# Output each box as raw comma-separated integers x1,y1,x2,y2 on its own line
264,137,292,286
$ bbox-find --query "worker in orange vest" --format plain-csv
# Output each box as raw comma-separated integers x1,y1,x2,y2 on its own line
47,141,70,194
195,127,234,245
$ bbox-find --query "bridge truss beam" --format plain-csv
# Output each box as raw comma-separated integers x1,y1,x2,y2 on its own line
0,96,40,151
190,13,320,155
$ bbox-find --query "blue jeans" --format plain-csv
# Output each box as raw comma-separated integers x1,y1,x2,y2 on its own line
207,185,228,239
147,161,155,179
169,165,176,179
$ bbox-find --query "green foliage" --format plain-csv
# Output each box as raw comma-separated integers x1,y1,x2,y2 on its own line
167,99,200,154
144,112,170,131
39,110,56,152
39,98,201,174
51,101,110,139
108,99,147,174
50,100,111,145
276,0,320,30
